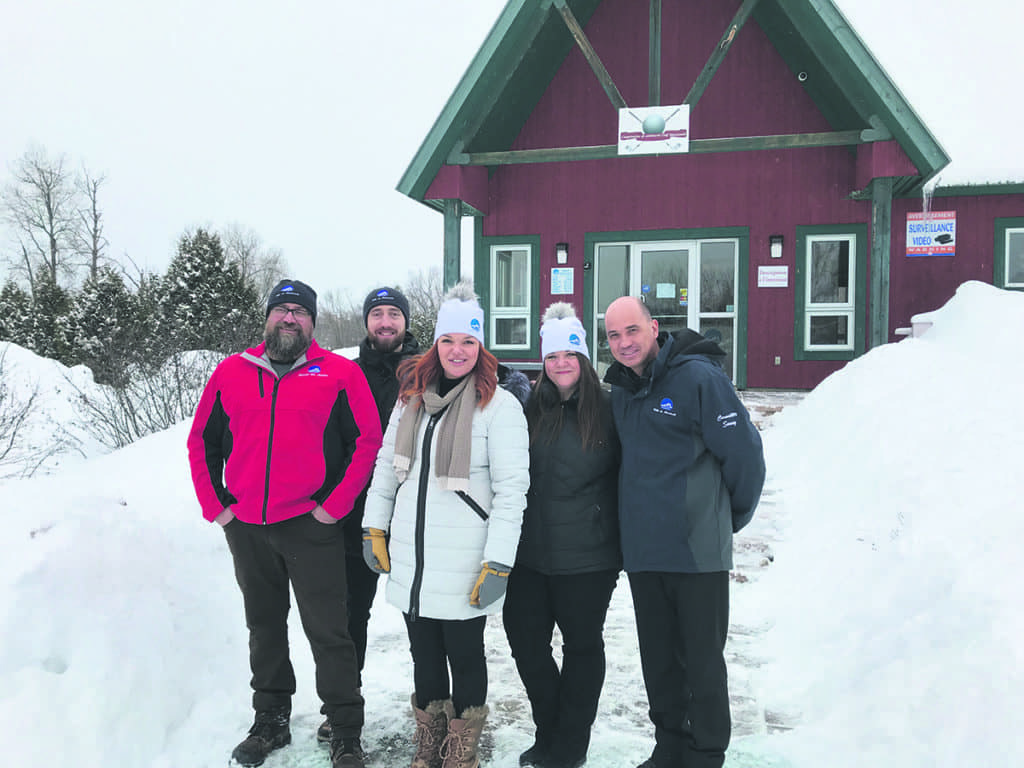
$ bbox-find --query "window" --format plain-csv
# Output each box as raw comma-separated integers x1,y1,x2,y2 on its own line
794,225,866,361
995,218,1024,290
489,245,531,349
805,235,854,349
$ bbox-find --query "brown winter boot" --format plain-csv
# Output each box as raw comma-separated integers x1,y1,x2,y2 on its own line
411,694,450,768
440,702,488,768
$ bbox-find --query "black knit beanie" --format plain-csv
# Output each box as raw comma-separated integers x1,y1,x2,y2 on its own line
362,286,410,328
266,279,317,324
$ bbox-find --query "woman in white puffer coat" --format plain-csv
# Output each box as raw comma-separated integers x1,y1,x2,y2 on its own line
362,282,529,768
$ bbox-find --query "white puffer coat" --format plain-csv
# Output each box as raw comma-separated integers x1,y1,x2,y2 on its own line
363,386,529,620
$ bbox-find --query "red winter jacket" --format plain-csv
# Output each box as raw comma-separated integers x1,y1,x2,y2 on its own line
187,340,383,525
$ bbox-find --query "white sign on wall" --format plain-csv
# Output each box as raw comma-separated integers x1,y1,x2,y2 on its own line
906,211,956,257
758,265,789,288
618,104,690,155
551,268,574,295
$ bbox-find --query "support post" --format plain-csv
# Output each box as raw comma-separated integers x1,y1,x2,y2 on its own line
443,199,463,291
649,0,662,106
869,177,893,349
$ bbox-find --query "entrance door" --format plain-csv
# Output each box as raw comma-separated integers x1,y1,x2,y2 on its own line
594,239,738,381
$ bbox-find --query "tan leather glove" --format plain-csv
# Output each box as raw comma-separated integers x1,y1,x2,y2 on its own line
469,561,511,608
362,528,390,573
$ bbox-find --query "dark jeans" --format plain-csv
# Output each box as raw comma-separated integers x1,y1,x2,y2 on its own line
628,571,730,768
224,514,363,737
503,566,619,762
403,613,487,717
343,517,380,684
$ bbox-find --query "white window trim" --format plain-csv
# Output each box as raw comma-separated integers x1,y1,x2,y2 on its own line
1006,228,1024,288
489,243,532,351
804,233,856,352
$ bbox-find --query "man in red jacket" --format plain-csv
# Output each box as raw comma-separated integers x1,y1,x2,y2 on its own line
188,280,383,768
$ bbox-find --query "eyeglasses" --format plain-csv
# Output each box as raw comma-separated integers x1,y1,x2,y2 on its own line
269,305,312,320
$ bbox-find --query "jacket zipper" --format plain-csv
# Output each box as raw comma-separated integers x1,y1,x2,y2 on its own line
260,373,283,525
409,410,442,621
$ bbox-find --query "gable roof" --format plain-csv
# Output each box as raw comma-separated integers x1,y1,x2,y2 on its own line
398,0,949,205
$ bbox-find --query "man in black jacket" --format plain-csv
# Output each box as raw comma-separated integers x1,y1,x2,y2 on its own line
603,296,765,768
318,286,421,743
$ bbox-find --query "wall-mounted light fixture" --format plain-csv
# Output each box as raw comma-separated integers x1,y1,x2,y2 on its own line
769,234,784,259
555,242,569,265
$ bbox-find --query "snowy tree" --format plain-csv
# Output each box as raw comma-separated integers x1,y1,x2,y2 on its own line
0,280,32,343
158,228,262,355
26,270,75,365
73,266,134,386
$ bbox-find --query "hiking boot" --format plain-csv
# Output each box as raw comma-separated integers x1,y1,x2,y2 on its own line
230,708,291,767
411,694,450,768
330,736,366,768
519,742,550,767
317,718,332,744
440,703,488,768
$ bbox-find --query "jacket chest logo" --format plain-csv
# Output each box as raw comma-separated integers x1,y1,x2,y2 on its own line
652,396,677,417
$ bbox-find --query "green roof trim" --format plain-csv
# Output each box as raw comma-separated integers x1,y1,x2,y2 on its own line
399,0,949,203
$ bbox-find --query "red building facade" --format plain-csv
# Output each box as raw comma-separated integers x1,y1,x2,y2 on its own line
401,0,1024,389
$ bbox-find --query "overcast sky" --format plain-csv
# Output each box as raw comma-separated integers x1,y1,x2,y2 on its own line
1,0,1020,300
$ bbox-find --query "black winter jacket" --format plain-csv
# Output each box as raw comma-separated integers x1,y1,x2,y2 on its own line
516,386,621,575
341,331,421,548
604,329,765,573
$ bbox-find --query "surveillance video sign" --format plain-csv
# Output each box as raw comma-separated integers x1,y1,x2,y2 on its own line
618,104,690,155
906,211,956,257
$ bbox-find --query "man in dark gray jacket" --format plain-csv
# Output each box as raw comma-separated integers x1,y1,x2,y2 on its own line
603,296,765,768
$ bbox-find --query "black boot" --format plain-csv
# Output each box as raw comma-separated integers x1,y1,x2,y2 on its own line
330,735,366,768
231,707,291,767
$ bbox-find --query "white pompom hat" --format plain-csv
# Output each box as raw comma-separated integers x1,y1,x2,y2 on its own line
539,302,590,360
433,280,485,344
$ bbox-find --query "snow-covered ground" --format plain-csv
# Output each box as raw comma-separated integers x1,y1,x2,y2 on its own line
1,280,1021,768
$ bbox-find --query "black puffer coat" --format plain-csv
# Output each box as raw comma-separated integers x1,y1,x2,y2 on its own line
516,387,621,575
341,331,421,550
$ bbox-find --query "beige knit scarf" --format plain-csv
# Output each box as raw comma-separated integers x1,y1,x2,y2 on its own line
393,374,477,492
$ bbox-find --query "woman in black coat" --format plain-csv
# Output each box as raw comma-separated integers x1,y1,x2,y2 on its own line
503,302,621,768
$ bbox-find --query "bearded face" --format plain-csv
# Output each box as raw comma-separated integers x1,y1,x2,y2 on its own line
263,305,314,362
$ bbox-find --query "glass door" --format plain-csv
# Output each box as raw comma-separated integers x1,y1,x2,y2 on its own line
594,238,738,381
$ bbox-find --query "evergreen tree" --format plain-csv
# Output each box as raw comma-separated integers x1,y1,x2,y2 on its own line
73,266,134,386
158,228,262,355
0,280,32,344
27,270,75,364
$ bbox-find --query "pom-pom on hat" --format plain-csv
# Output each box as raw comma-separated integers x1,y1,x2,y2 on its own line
433,280,485,344
362,286,410,328
267,279,317,324
540,302,589,360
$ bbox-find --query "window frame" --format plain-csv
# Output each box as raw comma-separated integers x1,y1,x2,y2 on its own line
994,217,1024,291
475,233,540,359
794,224,867,361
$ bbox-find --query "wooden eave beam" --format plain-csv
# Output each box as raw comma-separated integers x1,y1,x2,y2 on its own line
649,0,662,106
451,129,868,166
683,0,761,109
552,0,627,110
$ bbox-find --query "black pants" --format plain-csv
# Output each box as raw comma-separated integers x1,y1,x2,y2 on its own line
503,566,619,763
628,571,730,768
343,516,380,684
403,613,487,717
224,514,363,737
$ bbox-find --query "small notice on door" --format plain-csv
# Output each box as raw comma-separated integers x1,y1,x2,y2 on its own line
758,266,788,288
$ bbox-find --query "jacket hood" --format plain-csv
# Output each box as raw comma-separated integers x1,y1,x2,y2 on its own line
664,328,727,365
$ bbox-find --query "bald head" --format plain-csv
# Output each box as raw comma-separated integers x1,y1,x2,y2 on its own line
605,296,660,375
